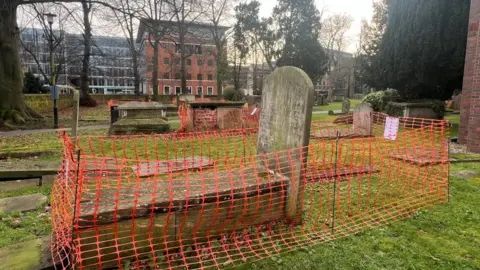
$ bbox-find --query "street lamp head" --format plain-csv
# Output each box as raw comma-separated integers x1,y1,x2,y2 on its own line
43,13,56,24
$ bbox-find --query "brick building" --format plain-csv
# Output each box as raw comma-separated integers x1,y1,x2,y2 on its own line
137,20,228,96
460,0,480,153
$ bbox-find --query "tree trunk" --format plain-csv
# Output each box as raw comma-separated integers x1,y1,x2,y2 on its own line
180,28,187,94
79,0,96,107
215,46,224,97
0,1,42,124
152,39,159,101
133,53,140,97
131,38,140,97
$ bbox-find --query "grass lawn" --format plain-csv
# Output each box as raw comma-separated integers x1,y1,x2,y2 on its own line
444,113,460,138
313,99,363,111
234,162,480,270
0,162,477,268
0,112,475,269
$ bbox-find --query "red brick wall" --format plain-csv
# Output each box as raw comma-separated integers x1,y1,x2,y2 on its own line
460,0,480,153
193,108,217,129
144,38,220,96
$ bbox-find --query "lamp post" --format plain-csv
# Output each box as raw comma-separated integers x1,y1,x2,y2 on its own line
44,13,58,128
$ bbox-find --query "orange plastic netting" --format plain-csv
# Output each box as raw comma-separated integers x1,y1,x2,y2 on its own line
51,112,449,269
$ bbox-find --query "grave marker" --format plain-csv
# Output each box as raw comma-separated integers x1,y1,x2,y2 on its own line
257,66,314,224
353,103,373,135
342,98,351,114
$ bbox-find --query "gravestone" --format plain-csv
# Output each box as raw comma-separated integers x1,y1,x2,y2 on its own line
342,98,351,114
257,66,314,224
453,94,462,112
353,103,373,135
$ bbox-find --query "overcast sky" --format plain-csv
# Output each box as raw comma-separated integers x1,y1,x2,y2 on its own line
258,0,374,53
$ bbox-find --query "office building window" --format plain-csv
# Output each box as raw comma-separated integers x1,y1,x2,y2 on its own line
175,73,181,80
164,86,170,95
163,73,170,79
208,74,213,80
187,73,192,80
164,58,170,65
186,86,192,94
175,44,181,53
207,86,213,95
208,59,214,66
186,58,192,66
197,59,203,66
175,86,181,94
197,74,203,80
197,86,203,96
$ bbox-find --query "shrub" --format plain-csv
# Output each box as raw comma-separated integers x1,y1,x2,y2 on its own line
223,87,245,101
429,99,447,119
363,89,400,112
362,91,385,111
23,71,45,94
385,103,404,117
385,99,446,119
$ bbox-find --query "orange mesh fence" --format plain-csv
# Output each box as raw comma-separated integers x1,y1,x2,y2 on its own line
51,112,449,269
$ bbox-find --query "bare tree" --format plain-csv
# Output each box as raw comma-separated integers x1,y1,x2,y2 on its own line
319,13,354,70
108,0,143,96
166,0,206,94
319,13,354,98
139,0,173,101
204,0,232,96
19,4,69,85
0,0,127,125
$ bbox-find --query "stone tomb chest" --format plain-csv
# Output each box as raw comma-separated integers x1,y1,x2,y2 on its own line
109,101,170,135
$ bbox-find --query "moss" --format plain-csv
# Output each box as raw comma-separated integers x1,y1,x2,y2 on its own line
0,239,42,270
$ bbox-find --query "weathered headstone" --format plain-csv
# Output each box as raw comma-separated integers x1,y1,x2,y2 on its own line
257,66,314,224
353,103,373,135
342,98,351,114
453,94,462,112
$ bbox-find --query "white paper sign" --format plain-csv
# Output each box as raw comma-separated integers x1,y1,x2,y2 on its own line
383,117,399,140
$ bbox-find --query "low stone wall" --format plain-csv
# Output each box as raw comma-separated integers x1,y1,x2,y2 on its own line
91,94,174,105
25,94,73,113
25,94,180,112
353,94,365,99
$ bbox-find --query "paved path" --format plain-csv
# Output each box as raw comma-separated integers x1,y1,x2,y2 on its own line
0,119,181,137
0,110,347,137
0,124,110,137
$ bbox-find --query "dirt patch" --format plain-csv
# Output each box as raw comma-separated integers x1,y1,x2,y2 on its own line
0,150,57,160
451,170,480,179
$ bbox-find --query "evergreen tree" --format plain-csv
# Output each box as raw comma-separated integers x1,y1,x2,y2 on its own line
23,71,43,94
273,0,327,83
375,0,469,100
